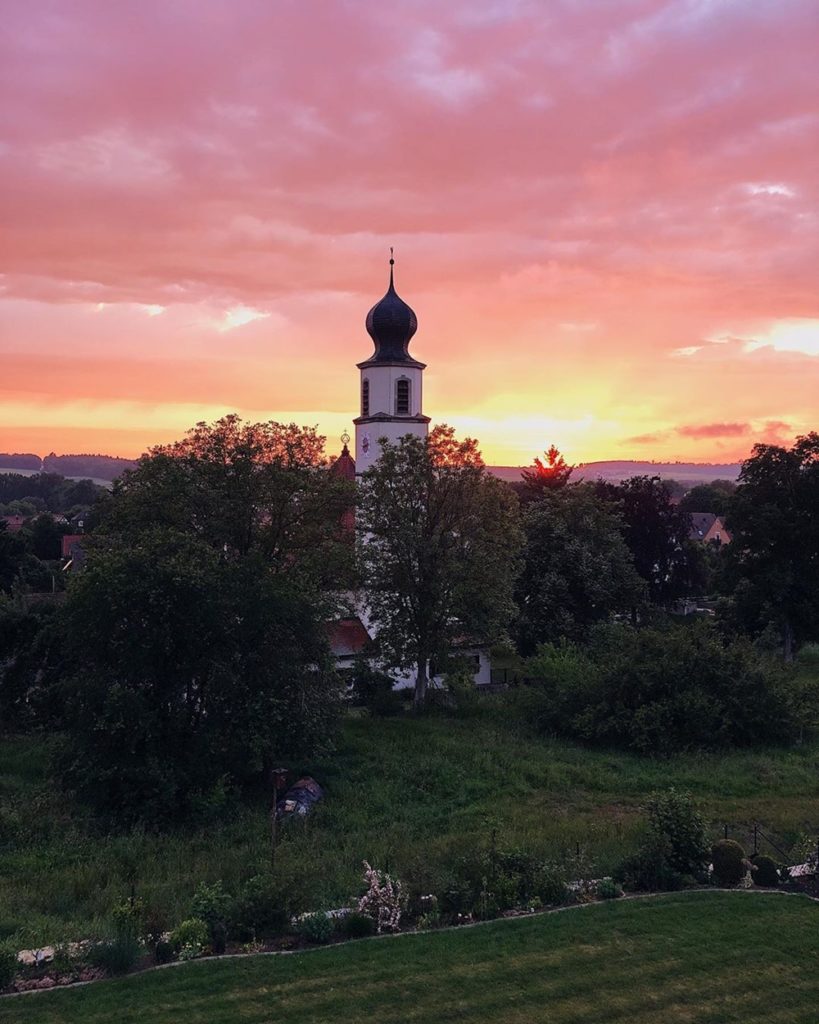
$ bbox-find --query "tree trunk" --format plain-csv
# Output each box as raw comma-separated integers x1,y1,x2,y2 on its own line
414,657,429,708
783,619,795,663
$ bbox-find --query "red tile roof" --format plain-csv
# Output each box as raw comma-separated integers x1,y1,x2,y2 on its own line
327,617,372,657
61,534,84,558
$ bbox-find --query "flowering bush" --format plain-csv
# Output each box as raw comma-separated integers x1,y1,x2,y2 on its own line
169,918,208,960
357,861,406,934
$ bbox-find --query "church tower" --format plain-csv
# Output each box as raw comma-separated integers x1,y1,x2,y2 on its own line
354,253,430,475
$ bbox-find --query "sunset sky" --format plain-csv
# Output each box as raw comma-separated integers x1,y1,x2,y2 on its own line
1,0,817,466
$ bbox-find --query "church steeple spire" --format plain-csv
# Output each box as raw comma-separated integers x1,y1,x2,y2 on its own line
354,256,430,475
362,250,419,365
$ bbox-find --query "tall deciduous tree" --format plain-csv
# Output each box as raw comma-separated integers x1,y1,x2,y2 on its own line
723,433,819,660
594,476,701,612
58,529,340,823
357,426,522,706
515,486,644,652
98,415,354,587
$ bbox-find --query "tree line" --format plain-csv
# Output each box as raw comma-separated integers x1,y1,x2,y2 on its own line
1,416,817,822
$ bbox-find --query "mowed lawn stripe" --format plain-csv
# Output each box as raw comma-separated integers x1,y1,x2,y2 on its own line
3,893,819,1024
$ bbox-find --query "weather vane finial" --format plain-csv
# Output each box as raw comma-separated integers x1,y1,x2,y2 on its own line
389,246,394,266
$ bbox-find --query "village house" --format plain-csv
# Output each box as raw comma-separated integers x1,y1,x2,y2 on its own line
688,512,732,545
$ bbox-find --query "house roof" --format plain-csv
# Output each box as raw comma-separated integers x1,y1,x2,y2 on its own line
689,512,717,540
61,534,84,558
327,617,372,658
330,444,356,481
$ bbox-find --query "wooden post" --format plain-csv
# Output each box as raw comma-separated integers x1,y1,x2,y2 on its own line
724,824,729,840
753,823,759,856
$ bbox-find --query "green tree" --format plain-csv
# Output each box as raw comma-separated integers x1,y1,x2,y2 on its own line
515,486,644,652
98,415,354,587
57,529,340,823
357,426,522,706
679,481,736,516
595,476,701,612
723,433,819,660
0,524,25,592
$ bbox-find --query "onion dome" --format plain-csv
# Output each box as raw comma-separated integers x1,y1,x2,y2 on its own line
363,253,419,364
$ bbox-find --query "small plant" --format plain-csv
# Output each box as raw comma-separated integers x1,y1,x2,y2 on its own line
711,839,747,886
525,896,543,913
191,880,230,952
358,861,406,933
343,912,376,939
0,945,16,991
751,854,781,887
299,912,334,945
169,918,208,959
596,878,623,900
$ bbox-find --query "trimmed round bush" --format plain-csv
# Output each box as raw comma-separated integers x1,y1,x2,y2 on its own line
752,854,780,887
711,840,747,886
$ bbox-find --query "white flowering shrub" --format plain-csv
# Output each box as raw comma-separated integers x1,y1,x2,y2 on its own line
357,861,406,934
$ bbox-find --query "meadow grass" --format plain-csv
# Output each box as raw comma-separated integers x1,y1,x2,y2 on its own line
2,892,818,1023
2,708,819,947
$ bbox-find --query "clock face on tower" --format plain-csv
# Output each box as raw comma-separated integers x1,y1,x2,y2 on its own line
362,434,370,453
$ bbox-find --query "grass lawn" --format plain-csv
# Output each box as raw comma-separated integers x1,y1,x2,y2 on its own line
3,892,819,1024
2,710,819,946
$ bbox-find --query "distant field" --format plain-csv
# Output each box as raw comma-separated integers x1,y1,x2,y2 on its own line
2,711,818,948
2,892,818,1024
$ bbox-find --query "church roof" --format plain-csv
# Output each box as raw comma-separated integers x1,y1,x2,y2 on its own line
359,255,424,368
330,442,356,481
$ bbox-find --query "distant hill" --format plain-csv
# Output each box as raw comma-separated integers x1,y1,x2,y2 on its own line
0,453,137,481
489,461,742,486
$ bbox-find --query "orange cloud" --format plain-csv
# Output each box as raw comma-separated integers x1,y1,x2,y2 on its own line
1,1,817,464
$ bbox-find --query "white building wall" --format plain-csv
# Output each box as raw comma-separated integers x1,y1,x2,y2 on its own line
355,363,427,475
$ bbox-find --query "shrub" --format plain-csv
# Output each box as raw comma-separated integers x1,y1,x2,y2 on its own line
349,659,400,716
596,878,623,900
617,835,685,892
299,912,334,945
169,918,208,959
358,861,406,933
646,789,709,879
191,880,231,950
154,940,174,965
88,935,140,976
343,912,376,939
0,945,16,991
532,862,570,906
752,854,781,887
231,874,291,939
711,839,747,886
523,622,793,755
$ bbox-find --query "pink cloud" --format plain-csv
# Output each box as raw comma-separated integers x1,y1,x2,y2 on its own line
1,1,817,462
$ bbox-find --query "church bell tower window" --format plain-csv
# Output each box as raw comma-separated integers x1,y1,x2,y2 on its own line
362,378,370,416
395,378,411,415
